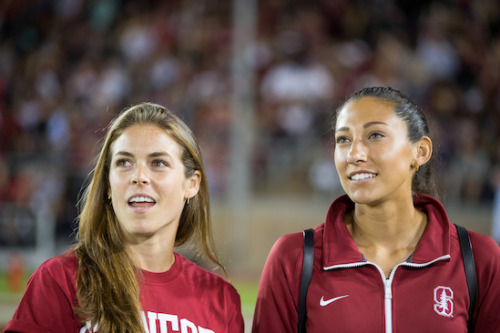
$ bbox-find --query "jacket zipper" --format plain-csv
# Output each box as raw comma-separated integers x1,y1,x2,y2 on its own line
374,258,452,333
324,255,451,333
385,277,393,333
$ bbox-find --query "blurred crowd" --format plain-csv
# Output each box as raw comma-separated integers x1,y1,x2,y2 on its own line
0,0,499,246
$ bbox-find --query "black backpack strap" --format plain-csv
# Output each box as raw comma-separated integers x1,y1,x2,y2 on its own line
298,228,314,333
455,224,477,332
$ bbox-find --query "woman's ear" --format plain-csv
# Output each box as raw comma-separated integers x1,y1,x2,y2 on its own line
415,136,432,166
185,170,201,200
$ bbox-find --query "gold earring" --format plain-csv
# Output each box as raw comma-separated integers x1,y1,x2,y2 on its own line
108,195,112,204
186,198,190,206
414,161,419,172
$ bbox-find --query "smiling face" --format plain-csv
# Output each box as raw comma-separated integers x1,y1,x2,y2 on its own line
334,97,420,205
108,124,200,244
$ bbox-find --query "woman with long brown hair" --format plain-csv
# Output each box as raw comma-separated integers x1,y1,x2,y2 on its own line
6,103,244,332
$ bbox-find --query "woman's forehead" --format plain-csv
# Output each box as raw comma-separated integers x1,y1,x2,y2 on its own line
111,124,182,157
337,97,397,123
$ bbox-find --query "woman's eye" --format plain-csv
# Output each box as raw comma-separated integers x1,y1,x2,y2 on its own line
369,132,384,140
152,160,167,167
335,136,350,144
116,159,131,167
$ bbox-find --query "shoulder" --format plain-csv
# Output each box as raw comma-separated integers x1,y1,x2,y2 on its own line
272,231,304,253
24,251,78,300
264,231,304,269
41,250,78,268
268,226,324,262
5,252,81,332
177,254,240,300
32,251,78,283
468,231,500,267
262,225,324,279
467,231,500,296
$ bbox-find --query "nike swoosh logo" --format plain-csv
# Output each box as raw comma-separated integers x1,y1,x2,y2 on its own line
320,295,349,306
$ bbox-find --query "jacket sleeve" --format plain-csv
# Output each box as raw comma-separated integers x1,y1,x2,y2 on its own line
469,232,500,332
252,233,303,333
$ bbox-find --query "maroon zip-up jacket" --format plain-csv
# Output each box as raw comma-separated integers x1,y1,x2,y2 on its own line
252,194,500,332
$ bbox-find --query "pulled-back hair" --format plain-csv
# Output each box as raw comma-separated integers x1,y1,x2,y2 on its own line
333,86,438,197
74,103,221,332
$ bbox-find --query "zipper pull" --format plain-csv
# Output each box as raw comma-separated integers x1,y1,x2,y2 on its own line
385,280,392,299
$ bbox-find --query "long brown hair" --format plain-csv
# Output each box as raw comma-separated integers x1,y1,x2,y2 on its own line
73,103,222,332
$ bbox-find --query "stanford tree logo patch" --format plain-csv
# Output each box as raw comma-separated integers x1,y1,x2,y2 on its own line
433,286,454,317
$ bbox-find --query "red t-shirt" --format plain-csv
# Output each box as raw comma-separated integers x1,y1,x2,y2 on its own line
5,252,244,333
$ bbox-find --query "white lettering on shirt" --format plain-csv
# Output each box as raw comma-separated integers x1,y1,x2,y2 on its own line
83,311,215,333
159,313,180,332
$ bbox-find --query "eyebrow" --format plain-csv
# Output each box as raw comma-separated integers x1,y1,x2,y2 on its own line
113,151,172,159
335,121,388,133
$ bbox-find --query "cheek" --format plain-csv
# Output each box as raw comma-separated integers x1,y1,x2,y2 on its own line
333,148,345,168
108,172,124,193
379,146,413,170
158,175,186,195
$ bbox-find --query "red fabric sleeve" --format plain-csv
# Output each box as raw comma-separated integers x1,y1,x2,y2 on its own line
469,232,500,332
4,256,81,333
252,232,303,333
224,282,245,333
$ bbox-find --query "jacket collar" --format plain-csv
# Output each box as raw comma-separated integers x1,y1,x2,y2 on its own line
322,194,451,269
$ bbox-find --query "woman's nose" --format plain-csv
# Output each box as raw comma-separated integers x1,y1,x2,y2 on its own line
347,139,367,164
131,164,150,184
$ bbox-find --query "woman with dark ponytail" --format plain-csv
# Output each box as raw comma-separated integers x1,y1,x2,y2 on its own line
253,87,500,332
6,103,244,333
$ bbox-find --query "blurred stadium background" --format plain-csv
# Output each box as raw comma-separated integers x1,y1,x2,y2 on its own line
1,0,499,330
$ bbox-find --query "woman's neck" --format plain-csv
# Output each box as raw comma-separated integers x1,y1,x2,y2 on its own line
350,210,426,249
348,197,426,248
346,197,428,277
126,239,176,273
